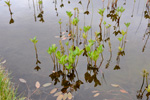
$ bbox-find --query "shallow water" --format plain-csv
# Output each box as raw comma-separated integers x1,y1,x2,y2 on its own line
0,0,150,100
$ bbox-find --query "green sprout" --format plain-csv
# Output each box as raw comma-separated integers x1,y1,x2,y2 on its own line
58,55,68,65
116,6,125,14
83,26,91,33
66,64,73,70
47,44,57,55
118,36,123,42
121,30,126,36
55,51,63,60
103,21,106,25
30,36,38,44
58,19,62,25
38,0,43,4
146,84,150,92
72,17,79,26
98,8,105,16
88,39,95,47
124,22,130,28
5,1,11,7
118,46,123,51
66,11,73,18
82,33,87,39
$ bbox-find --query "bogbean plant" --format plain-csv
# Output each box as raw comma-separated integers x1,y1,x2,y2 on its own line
47,41,83,74
117,22,130,51
98,8,105,26
116,6,125,18
85,39,104,67
83,26,91,44
30,37,38,54
115,6,125,26
66,11,73,34
30,37,41,70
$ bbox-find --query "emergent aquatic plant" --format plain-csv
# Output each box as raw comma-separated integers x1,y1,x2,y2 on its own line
30,36,41,71
47,44,57,65
85,39,103,67
98,8,105,26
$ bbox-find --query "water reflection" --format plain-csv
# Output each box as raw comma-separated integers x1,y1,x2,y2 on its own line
5,1,14,24
26,0,150,99
137,69,150,100
29,0,44,22
84,0,90,15
143,2,150,52
49,67,83,93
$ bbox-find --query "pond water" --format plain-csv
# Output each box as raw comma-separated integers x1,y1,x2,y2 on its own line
0,0,150,100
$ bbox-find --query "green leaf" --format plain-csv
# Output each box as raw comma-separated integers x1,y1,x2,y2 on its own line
56,51,62,59
65,41,69,46
83,26,91,33
58,55,68,65
124,22,130,28
82,33,87,39
121,30,126,36
30,36,38,44
66,11,73,18
120,6,125,13
58,19,62,24
5,1,11,7
88,39,95,46
66,64,73,70
38,0,42,4
85,45,91,52
146,84,150,92
118,46,123,51
47,44,57,55
72,17,79,26
103,21,106,25
118,36,123,41
98,8,105,16
97,44,103,53
68,54,75,64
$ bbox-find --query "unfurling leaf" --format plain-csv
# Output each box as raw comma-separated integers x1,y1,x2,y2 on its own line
54,92,62,97
50,88,58,94
93,93,100,97
35,81,40,88
67,92,72,99
120,89,128,93
57,94,64,100
111,84,119,87
19,78,27,83
43,83,52,87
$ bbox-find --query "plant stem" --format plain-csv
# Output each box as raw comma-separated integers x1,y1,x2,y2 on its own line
75,56,79,68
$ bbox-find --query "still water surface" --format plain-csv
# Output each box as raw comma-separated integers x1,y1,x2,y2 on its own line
0,0,150,100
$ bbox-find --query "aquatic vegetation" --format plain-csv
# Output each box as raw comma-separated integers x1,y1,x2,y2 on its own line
30,36,41,71
0,62,25,100
98,8,105,26
98,8,105,16
137,69,150,99
5,1,11,7
85,39,104,67
47,42,83,73
5,0,14,24
38,0,43,4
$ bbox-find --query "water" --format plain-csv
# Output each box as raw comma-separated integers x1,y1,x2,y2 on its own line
0,0,150,100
